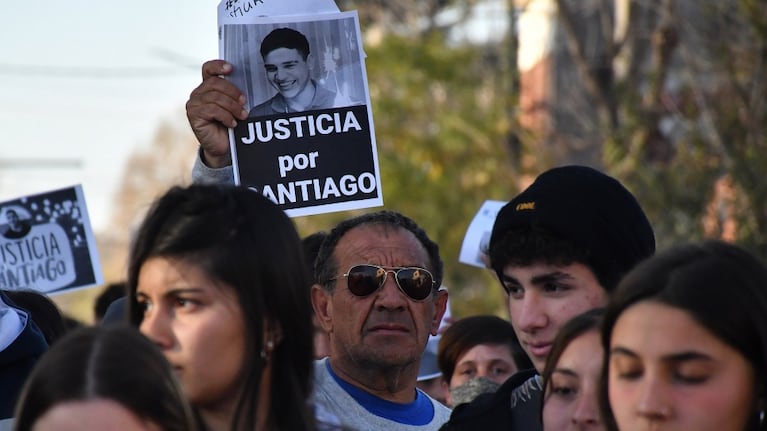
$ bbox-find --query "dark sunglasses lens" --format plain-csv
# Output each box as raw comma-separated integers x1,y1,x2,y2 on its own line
396,268,433,300
346,265,383,296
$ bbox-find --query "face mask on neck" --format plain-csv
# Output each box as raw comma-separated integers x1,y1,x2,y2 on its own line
449,376,502,406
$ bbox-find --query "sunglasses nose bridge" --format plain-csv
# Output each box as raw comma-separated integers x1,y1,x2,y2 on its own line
375,268,411,298
379,268,399,290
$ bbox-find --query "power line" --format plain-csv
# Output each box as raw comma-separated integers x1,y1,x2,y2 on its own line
0,159,83,169
0,63,197,79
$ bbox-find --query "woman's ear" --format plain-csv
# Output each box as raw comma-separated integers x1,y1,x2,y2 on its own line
266,320,283,346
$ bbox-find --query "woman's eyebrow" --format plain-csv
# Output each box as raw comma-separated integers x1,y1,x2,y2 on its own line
662,351,714,363
609,346,639,358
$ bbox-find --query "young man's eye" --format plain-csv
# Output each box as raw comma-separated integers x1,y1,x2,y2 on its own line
504,284,523,298
542,282,568,293
264,66,277,73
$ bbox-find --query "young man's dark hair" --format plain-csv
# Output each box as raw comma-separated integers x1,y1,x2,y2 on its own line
260,27,310,60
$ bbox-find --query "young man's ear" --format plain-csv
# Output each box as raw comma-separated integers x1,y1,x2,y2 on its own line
311,284,333,333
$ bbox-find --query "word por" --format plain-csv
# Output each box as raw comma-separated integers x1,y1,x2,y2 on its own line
278,151,318,178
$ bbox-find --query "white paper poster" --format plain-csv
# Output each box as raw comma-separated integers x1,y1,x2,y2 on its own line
459,200,507,268
218,2,383,217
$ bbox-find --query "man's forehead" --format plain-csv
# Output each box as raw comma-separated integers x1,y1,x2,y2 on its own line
334,224,428,264
264,47,304,62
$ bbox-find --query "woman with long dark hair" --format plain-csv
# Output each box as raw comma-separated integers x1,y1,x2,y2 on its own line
127,185,315,431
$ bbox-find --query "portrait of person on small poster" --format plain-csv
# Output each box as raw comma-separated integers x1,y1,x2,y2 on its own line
219,10,383,217
0,185,103,294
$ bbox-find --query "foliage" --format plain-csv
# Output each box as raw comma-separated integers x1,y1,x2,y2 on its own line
544,0,767,256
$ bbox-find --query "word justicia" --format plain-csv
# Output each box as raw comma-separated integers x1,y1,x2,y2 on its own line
0,232,63,265
241,110,362,144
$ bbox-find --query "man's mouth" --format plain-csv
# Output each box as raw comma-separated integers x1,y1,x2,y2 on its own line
527,342,552,358
277,80,296,91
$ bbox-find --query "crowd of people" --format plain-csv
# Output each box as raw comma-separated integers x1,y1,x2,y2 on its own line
1,49,766,431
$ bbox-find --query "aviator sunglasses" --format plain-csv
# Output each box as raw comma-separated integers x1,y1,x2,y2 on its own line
328,264,437,301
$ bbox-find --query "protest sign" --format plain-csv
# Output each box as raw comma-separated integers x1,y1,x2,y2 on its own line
459,200,507,268
0,185,103,294
219,9,383,217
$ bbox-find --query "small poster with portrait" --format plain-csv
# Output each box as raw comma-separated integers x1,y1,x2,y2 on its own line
218,4,383,217
0,185,103,294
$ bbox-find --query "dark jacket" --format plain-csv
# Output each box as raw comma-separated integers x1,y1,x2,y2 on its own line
0,291,48,419
440,368,542,431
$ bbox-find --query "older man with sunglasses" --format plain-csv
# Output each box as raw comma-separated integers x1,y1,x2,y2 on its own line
311,210,451,430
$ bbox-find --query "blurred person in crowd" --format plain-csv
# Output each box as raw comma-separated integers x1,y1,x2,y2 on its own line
13,325,196,431
0,291,47,423
438,315,532,407
601,241,767,431
127,185,316,431
311,210,451,429
3,290,67,346
541,308,605,431
416,336,447,405
441,165,655,431
93,281,127,323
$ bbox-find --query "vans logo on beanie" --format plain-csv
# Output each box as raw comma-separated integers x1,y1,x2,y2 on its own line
515,202,535,211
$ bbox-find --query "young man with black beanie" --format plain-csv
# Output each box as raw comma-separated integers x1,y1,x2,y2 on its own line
440,165,655,431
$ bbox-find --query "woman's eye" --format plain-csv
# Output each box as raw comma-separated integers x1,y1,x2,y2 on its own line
175,297,199,309
615,368,643,380
610,357,643,381
673,370,710,384
136,300,152,314
551,385,577,398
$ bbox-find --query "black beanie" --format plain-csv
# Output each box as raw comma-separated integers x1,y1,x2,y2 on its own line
489,165,655,292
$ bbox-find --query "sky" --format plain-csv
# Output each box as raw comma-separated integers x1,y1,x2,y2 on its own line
0,1,219,231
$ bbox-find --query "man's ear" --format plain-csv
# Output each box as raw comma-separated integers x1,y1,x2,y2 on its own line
311,284,333,333
430,289,449,336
